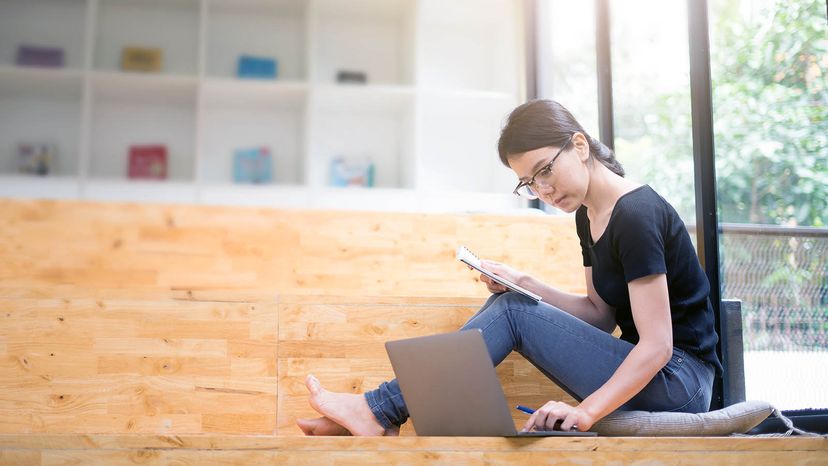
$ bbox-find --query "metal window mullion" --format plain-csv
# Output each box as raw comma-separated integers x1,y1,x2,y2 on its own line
688,0,724,408
595,0,614,150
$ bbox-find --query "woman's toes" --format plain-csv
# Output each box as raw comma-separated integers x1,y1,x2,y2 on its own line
296,417,351,436
305,374,323,396
296,417,317,435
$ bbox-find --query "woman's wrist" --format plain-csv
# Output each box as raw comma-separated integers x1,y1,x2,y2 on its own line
576,398,604,427
515,273,533,289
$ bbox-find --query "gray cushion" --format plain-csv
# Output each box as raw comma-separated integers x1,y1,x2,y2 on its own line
591,400,773,436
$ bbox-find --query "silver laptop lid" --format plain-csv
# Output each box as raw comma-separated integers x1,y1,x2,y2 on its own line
385,329,518,436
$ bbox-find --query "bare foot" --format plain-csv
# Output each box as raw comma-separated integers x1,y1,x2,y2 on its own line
304,374,399,436
296,416,352,436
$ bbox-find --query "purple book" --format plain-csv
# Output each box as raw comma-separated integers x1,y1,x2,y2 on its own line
16,45,64,68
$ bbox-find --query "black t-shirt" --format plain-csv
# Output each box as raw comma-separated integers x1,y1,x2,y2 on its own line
575,185,722,376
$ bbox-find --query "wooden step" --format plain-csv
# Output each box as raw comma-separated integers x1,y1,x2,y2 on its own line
0,434,825,465
0,198,584,297
277,295,576,436
0,295,573,436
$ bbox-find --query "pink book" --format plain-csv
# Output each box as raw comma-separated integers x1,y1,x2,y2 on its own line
128,145,167,180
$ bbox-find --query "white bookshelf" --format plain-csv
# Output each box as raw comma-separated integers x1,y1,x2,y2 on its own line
0,0,527,212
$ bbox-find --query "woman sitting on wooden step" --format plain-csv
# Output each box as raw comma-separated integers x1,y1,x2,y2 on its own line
297,99,723,436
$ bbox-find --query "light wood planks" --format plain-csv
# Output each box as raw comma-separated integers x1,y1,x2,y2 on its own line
0,294,575,436
277,295,576,436
0,434,825,465
0,199,584,436
0,298,278,435
0,199,584,298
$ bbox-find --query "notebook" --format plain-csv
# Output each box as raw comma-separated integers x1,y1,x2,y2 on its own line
457,246,542,302
385,329,597,436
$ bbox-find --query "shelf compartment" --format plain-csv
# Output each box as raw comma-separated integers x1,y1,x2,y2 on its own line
417,0,521,94
0,0,87,69
310,0,416,86
88,74,197,181
417,92,518,193
0,67,83,177
206,0,307,80
199,82,306,185
94,0,200,76
307,86,415,190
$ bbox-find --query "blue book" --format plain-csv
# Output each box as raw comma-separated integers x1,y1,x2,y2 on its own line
237,55,278,79
329,157,375,187
233,147,273,184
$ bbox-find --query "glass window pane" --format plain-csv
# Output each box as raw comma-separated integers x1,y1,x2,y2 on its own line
611,1,696,225
536,0,598,214
537,0,599,142
710,0,828,409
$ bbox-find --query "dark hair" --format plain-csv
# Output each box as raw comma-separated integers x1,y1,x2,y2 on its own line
497,99,625,177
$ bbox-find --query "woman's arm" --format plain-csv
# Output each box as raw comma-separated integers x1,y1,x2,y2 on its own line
521,273,673,432
480,262,616,333
575,273,673,425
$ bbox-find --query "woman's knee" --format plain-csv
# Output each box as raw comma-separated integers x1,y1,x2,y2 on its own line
465,292,541,326
464,292,518,328
493,291,539,308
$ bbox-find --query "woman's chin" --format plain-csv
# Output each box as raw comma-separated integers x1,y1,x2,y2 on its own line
544,197,577,213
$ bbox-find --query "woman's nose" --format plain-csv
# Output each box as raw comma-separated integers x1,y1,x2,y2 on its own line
536,183,555,196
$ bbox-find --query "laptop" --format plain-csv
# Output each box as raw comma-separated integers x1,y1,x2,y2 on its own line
385,329,597,437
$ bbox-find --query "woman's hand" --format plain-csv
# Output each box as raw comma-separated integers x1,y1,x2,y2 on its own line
477,260,527,294
521,400,596,432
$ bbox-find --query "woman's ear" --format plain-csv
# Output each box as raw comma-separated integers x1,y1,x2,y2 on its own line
572,132,590,162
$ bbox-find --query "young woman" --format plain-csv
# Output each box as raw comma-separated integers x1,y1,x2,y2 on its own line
297,99,722,436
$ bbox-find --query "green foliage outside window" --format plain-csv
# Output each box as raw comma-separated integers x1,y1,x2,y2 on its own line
712,0,827,227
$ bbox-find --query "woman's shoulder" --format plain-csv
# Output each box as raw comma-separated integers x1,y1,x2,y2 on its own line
611,185,685,237
614,185,675,215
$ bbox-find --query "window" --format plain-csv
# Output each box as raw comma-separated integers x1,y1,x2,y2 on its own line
710,0,828,410
536,0,828,410
611,0,695,224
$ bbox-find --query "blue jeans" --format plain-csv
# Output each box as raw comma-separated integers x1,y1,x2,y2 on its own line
364,292,715,429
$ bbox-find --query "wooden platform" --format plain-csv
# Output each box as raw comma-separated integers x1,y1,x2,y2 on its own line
1,199,826,464
0,293,573,436
0,434,825,465
0,199,584,298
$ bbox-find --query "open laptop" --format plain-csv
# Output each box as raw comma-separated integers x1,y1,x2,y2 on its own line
385,329,597,437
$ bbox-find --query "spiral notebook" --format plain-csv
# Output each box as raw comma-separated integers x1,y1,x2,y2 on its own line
457,246,542,302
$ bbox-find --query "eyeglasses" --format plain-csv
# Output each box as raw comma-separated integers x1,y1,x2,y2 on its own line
512,135,573,199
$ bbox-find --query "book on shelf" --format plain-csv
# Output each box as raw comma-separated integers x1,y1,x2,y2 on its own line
128,145,167,180
329,156,375,187
237,55,278,79
233,147,273,184
16,44,64,68
336,70,367,84
17,143,57,176
121,46,163,72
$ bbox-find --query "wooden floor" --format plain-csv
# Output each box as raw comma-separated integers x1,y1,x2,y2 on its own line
0,293,572,436
0,199,825,464
0,434,825,465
